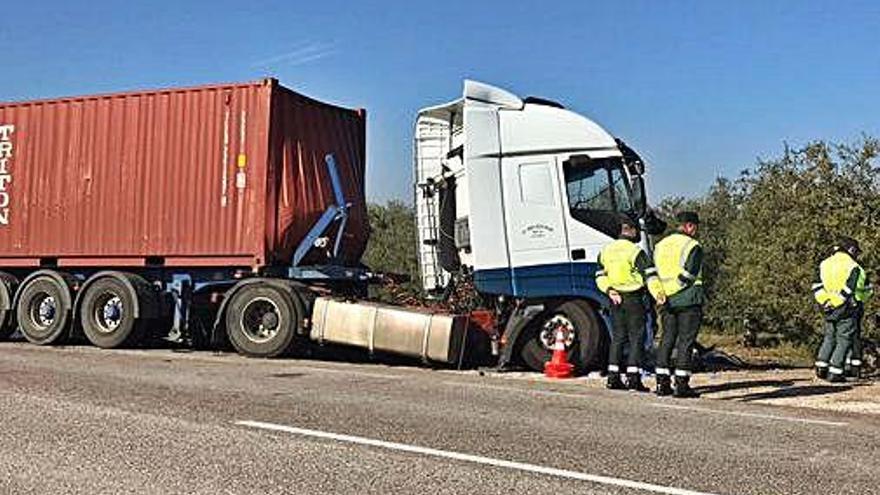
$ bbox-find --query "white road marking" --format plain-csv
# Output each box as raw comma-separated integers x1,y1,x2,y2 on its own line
237,420,727,495
650,403,848,427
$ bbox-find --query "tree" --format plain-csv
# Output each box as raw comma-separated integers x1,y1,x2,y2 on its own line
664,138,880,343
362,201,422,298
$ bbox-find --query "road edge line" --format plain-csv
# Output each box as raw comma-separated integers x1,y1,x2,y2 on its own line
236,419,727,495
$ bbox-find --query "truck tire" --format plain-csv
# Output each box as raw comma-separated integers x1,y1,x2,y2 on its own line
16,274,74,345
79,275,146,348
0,272,18,340
225,283,301,357
518,300,607,374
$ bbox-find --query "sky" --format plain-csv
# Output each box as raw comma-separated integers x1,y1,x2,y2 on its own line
2,1,879,203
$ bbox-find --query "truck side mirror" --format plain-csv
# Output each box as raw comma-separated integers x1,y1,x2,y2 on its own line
615,138,646,175
631,175,647,216
628,160,645,176
642,209,667,236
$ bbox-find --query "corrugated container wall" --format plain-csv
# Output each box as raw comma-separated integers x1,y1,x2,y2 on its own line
0,79,368,270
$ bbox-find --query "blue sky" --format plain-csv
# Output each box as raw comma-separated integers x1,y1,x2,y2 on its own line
2,1,879,203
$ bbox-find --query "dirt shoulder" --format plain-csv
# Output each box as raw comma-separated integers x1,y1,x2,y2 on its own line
691,333,879,415
482,365,879,416
689,368,880,415
489,367,879,416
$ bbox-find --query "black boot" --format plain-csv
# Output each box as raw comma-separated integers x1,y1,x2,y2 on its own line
655,375,673,396
815,366,828,380
626,373,649,392
606,373,626,390
850,366,862,380
827,372,845,383
673,375,700,398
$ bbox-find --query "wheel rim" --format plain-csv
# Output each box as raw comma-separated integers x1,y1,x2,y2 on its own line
93,292,124,334
239,297,283,344
539,314,576,350
29,293,57,330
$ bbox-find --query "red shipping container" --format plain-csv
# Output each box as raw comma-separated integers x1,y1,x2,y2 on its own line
0,78,368,270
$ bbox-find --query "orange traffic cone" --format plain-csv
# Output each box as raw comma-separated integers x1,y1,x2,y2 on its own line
544,328,574,378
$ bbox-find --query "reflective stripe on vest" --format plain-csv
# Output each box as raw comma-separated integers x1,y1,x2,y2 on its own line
654,233,702,297
598,239,645,292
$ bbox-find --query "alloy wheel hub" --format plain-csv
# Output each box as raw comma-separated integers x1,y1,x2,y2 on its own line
540,315,576,350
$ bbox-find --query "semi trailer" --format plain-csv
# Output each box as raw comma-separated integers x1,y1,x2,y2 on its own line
0,78,654,373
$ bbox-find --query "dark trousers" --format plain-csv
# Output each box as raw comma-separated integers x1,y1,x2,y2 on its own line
608,291,647,373
656,305,703,375
816,305,859,373
848,304,864,367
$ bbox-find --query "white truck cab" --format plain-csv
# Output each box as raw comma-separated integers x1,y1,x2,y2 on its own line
414,81,652,371
416,81,648,298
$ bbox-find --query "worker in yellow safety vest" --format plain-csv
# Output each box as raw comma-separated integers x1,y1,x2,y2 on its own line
813,237,873,382
653,211,706,398
596,216,666,392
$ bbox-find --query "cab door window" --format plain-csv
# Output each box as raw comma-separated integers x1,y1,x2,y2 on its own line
563,156,632,238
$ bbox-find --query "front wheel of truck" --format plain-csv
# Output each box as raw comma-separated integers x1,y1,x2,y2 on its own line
517,300,607,374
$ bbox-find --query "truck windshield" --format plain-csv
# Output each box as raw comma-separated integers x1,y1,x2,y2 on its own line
563,157,634,238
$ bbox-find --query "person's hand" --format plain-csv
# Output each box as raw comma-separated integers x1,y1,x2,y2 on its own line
655,292,667,306
608,290,622,305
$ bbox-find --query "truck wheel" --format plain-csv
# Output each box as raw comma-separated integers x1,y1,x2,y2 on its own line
518,300,606,374
16,274,74,345
225,284,300,357
0,272,18,340
79,276,145,348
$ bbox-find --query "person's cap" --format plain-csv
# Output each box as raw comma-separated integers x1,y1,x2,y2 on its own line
676,211,700,225
837,236,861,254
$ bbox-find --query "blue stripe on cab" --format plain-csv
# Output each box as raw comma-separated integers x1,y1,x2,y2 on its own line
474,262,606,302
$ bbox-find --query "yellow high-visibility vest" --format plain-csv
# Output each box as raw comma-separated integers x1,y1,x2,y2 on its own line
654,233,702,297
814,252,870,307
596,239,663,298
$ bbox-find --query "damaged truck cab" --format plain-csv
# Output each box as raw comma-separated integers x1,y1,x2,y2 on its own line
415,81,651,372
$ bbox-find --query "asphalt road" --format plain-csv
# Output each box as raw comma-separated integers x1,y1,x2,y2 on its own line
0,342,877,495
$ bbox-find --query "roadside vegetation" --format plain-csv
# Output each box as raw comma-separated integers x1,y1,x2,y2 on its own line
362,200,422,301
658,137,879,349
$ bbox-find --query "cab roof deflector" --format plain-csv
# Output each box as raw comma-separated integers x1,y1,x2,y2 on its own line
418,80,523,123
463,80,523,109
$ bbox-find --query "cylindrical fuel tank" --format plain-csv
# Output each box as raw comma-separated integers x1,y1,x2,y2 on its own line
309,297,468,365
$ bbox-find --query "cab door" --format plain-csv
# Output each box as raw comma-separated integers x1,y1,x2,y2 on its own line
556,154,634,296
501,155,571,296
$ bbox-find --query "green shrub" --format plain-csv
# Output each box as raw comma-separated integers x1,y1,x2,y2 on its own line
662,137,880,344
